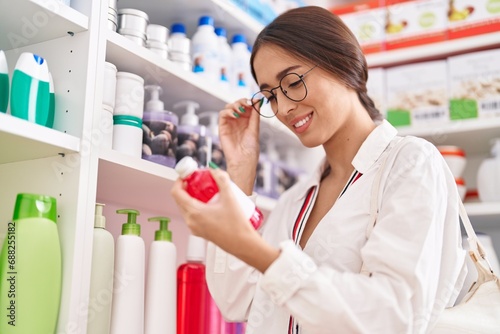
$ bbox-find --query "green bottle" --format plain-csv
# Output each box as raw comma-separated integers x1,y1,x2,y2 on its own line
10,53,50,126
0,50,9,113
0,193,62,333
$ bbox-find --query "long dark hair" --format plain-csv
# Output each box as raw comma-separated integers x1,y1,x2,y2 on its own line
250,6,382,121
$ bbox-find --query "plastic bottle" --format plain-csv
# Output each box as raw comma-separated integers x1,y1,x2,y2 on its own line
0,193,62,333
174,100,210,167
199,111,226,170
0,50,9,113
191,16,220,84
255,143,278,198
87,203,115,334
214,27,232,92
206,292,222,334
274,147,306,197
46,72,55,128
10,53,51,126
177,235,208,334
168,23,191,71
477,138,500,202
145,216,177,334
175,156,264,229
110,209,145,334
142,85,179,167
230,34,252,98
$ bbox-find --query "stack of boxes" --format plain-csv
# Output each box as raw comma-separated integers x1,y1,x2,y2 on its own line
332,0,500,53
332,1,500,127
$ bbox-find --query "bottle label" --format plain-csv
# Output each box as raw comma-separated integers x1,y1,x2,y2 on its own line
177,132,209,167
142,120,178,167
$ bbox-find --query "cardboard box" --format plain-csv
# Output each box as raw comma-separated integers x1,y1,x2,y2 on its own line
332,0,386,54
448,0,500,39
386,60,449,127
448,49,500,120
385,0,449,50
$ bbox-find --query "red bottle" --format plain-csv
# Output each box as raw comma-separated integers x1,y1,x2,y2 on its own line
177,235,207,334
175,156,264,229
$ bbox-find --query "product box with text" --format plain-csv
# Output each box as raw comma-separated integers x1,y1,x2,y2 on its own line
448,0,500,39
448,49,500,120
385,0,449,50
332,0,386,54
386,60,449,127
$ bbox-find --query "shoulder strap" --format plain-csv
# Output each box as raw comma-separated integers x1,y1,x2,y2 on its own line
367,136,497,279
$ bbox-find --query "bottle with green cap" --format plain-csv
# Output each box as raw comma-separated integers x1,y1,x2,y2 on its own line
110,209,145,334
87,203,115,334
144,217,177,334
0,193,62,333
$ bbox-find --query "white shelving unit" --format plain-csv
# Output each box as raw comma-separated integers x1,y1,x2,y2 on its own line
1,0,500,332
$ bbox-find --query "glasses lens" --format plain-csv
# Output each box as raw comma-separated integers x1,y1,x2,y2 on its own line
251,91,277,118
281,73,306,102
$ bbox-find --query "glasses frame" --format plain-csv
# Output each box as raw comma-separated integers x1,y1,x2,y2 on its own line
251,65,318,118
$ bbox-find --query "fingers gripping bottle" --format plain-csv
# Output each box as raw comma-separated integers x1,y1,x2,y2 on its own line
175,156,263,229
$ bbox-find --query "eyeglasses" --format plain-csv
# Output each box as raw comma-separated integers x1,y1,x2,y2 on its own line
251,65,317,118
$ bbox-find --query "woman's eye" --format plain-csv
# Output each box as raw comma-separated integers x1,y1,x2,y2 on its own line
289,80,303,88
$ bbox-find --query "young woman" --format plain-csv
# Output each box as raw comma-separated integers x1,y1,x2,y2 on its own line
171,6,467,334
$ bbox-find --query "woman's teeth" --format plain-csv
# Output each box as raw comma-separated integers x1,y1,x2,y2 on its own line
294,114,311,128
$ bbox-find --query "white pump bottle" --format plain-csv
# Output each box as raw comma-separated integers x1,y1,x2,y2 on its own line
477,138,500,202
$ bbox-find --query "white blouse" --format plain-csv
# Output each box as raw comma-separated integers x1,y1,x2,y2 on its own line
206,120,468,334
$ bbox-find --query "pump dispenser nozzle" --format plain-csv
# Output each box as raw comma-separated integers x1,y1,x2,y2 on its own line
490,138,500,158
148,216,172,241
145,85,165,111
116,209,141,236
173,100,200,126
198,111,219,137
94,203,106,228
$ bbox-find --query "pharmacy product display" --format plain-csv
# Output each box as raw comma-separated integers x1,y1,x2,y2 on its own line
199,111,226,170
87,203,115,334
174,100,209,167
142,85,178,167
214,27,232,91
175,156,264,229
168,23,191,71
230,34,252,98
145,217,177,334
110,209,145,334
47,73,55,128
10,53,51,127
0,193,62,333
177,235,207,334
477,138,500,202
191,16,219,84
0,50,9,113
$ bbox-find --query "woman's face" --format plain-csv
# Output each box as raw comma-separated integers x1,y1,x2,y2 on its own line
252,45,360,148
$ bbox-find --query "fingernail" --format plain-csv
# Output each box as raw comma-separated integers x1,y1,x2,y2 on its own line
238,106,246,113
259,99,264,107
233,112,240,118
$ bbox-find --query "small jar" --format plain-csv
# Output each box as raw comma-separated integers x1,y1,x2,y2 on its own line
112,114,143,158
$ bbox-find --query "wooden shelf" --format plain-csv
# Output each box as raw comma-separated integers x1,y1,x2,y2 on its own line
0,112,80,164
0,0,88,51
366,32,500,68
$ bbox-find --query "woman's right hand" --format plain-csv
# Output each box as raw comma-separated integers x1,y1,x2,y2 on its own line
218,98,260,194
